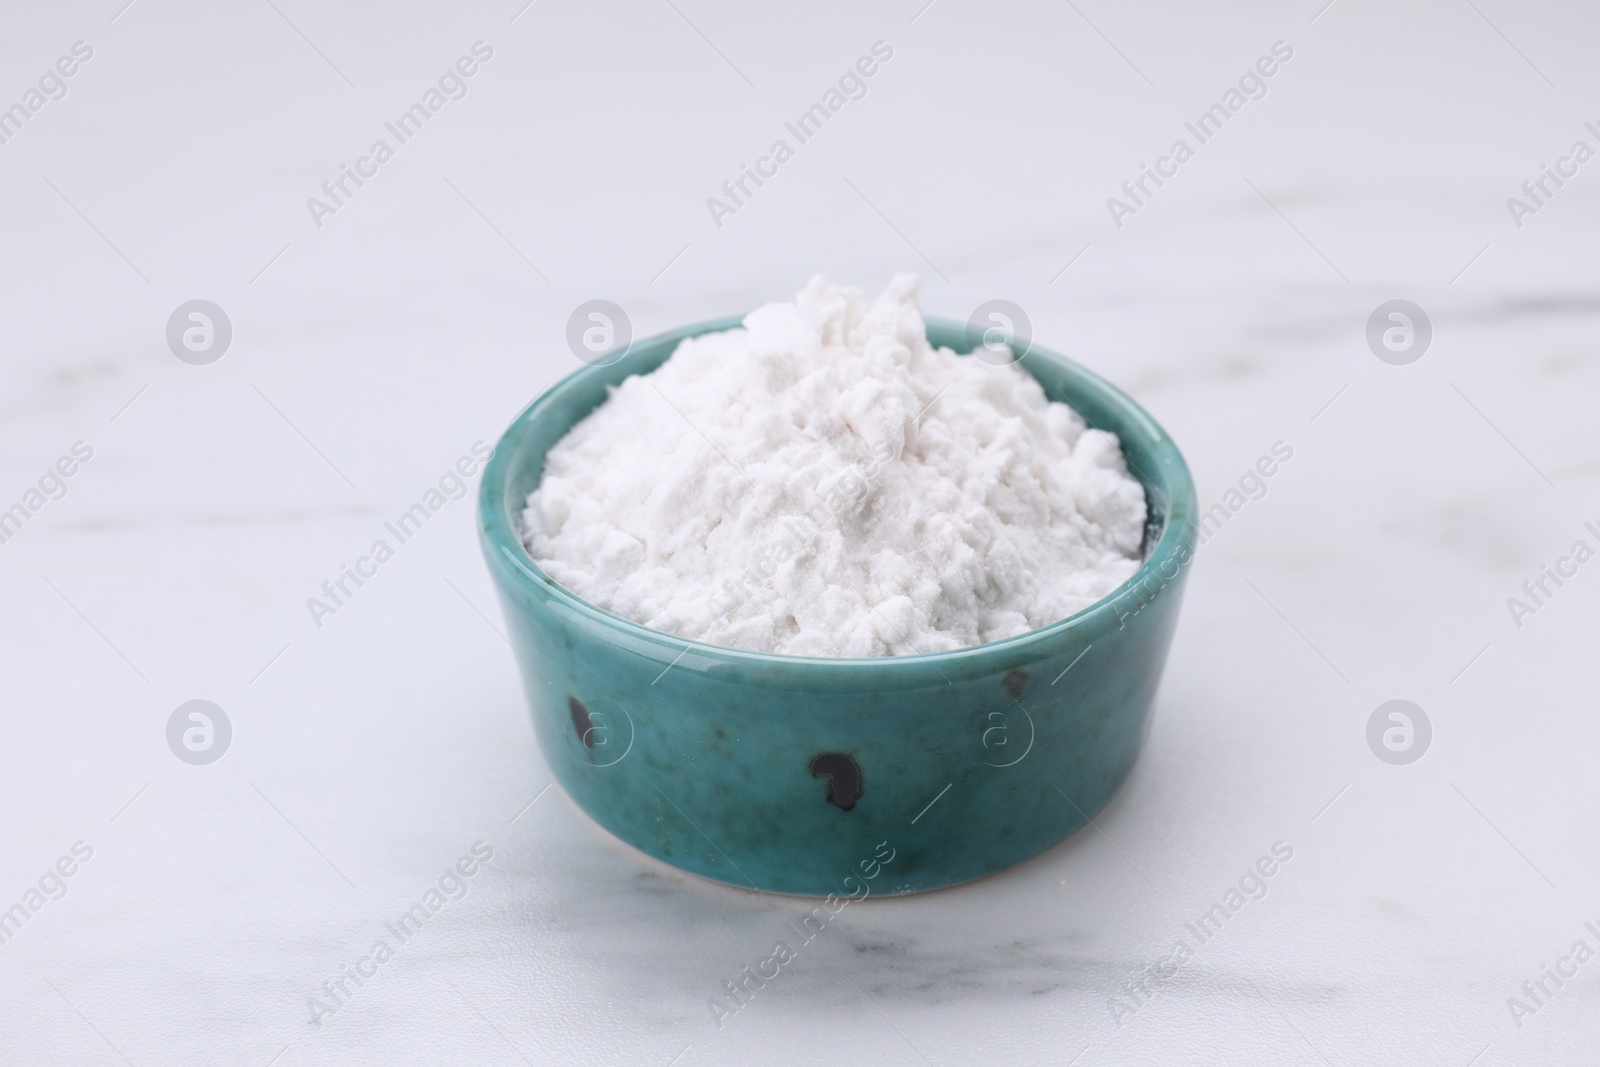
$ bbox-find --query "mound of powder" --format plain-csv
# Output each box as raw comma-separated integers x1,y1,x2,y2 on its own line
521,275,1147,658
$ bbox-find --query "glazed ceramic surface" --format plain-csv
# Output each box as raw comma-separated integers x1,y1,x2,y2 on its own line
478,319,1197,895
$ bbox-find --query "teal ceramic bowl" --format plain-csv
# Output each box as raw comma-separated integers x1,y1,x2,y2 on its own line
479,317,1195,896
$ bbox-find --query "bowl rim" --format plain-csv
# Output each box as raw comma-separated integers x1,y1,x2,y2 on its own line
478,313,1197,673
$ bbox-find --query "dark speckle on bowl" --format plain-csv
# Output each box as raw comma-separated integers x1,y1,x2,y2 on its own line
569,696,595,749
810,752,862,811
1003,669,1030,700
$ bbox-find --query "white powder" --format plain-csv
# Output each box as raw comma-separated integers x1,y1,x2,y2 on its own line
521,275,1147,658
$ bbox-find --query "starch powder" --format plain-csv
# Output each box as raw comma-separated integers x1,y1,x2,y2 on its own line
521,275,1147,658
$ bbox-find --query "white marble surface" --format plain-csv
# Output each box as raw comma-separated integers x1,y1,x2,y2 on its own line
4,1,1600,1064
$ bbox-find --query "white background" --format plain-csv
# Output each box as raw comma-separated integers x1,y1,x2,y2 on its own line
3,1,1599,1064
